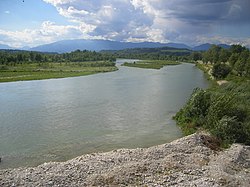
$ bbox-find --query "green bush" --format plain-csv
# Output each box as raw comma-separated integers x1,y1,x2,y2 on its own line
174,82,250,145
212,63,231,79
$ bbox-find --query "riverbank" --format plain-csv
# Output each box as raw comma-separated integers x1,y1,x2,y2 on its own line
1,133,249,186
177,61,250,146
122,60,180,69
0,62,118,82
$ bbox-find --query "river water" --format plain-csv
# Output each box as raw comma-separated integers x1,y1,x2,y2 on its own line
0,59,209,169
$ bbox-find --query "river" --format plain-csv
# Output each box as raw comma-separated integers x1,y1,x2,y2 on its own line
0,59,209,169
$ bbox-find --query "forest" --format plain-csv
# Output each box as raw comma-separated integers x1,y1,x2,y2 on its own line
0,49,116,65
102,47,191,61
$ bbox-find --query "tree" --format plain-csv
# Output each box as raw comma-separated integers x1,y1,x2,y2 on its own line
17,53,24,62
228,53,239,67
234,50,249,76
245,56,250,77
219,48,230,63
212,63,231,79
230,44,246,54
210,45,222,63
190,52,202,61
202,51,210,64
35,53,43,62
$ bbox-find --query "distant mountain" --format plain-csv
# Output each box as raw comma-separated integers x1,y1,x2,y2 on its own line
20,46,31,50
30,39,233,53
217,44,231,49
0,44,12,49
164,43,191,50
192,43,212,51
30,39,191,53
193,43,231,51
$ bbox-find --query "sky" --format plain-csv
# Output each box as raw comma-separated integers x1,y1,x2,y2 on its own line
0,0,250,48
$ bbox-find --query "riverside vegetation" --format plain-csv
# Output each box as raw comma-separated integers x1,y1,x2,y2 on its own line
0,49,117,82
122,60,180,69
102,46,191,60
175,44,250,146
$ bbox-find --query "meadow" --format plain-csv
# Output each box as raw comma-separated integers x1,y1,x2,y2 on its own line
0,62,117,82
122,60,180,69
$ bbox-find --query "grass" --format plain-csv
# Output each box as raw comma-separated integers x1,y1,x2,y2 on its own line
122,60,180,69
0,62,118,82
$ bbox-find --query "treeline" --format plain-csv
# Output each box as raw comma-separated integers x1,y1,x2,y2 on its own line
102,47,191,61
190,44,250,78
0,49,116,65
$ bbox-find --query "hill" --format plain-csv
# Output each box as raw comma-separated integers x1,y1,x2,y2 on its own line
30,39,191,53
193,43,231,51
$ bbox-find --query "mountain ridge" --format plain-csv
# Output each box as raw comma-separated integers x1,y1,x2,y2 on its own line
30,39,189,53
193,43,231,51
30,39,231,53
1,40,232,53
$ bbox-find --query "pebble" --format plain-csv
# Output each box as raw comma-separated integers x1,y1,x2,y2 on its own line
0,133,250,186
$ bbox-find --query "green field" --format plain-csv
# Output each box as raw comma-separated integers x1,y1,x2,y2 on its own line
0,62,118,82
122,60,180,69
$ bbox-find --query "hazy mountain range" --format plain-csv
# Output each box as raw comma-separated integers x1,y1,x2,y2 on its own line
0,39,231,53
29,40,194,53
192,43,231,51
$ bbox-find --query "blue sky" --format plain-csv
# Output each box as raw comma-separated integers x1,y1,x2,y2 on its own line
0,0,250,48
0,0,69,30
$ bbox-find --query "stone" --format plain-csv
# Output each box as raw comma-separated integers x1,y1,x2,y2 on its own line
0,133,249,186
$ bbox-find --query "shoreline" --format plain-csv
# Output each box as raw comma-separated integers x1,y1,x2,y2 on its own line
0,66,118,83
1,133,249,186
122,60,180,69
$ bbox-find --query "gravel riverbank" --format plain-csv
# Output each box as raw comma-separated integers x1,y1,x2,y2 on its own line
1,133,250,186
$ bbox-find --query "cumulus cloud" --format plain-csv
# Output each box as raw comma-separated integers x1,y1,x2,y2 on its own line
196,35,250,47
1,0,250,47
43,0,158,42
0,21,88,48
41,0,250,44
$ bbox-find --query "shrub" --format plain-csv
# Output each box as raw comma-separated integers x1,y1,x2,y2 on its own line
212,63,231,79
175,82,250,145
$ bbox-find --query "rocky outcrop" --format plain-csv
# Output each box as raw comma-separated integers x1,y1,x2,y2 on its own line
0,133,249,186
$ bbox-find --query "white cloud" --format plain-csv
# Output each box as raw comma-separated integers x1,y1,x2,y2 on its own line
42,0,234,43
0,21,89,48
195,35,250,47
4,10,10,14
43,0,156,42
